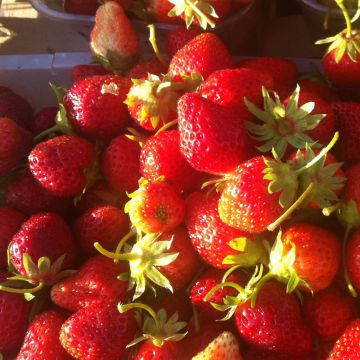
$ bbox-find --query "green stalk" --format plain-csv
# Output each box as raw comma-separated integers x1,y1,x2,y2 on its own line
0,282,44,294
204,281,244,301
250,272,275,308
148,25,168,67
94,242,139,261
335,0,353,37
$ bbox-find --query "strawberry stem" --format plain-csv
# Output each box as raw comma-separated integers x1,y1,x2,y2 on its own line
33,124,59,142
343,225,358,297
335,0,352,38
155,120,178,135
114,228,137,256
0,282,45,294
250,272,275,308
204,281,244,301
191,303,200,334
322,202,341,216
94,242,139,261
148,24,168,67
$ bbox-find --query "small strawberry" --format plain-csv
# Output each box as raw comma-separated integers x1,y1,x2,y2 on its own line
51,255,129,312
30,106,57,135
63,0,99,15
60,303,138,360
29,135,96,198
17,310,72,360
127,59,167,79
71,64,109,83
90,2,140,73
166,27,201,58
101,135,141,194
63,75,131,141
0,207,26,268
169,33,234,80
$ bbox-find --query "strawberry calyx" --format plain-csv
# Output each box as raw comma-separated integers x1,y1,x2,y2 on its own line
93,51,139,75
168,0,218,29
337,200,360,228
94,231,179,300
118,303,187,347
245,85,325,159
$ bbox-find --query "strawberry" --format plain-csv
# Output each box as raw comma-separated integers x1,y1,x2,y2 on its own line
0,207,26,268
304,286,358,342
30,106,57,134
185,191,265,268
125,179,185,234
298,79,340,103
166,27,201,58
244,348,311,360
147,0,181,24
0,86,33,130
74,205,129,256
178,93,252,174
104,0,133,10
51,255,129,312
0,117,33,178
5,171,72,215
63,0,99,15
169,33,234,80
192,332,243,360
331,101,360,163
345,229,360,291
328,319,360,359
90,2,140,73
60,303,138,360
71,64,109,83
127,59,167,79
17,310,72,360
140,130,205,193
63,75,131,141
29,135,96,197
101,135,141,194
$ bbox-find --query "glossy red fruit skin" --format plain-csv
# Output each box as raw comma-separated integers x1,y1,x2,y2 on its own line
166,27,201,58
9,212,77,279
343,163,360,209
140,130,205,193
74,205,129,256
218,156,283,233
0,117,33,178
29,135,95,198
63,75,131,141
51,255,129,312
298,79,340,103
185,191,252,268
346,229,360,291
147,0,181,24
60,304,138,360
133,340,182,360
178,93,252,175
244,348,311,360
304,286,358,342
5,172,72,215
30,106,57,134
127,60,167,79
328,319,360,359
169,33,234,80
101,135,141,194
236,281,312,355
17,310,72,360
71,64,109,83
331,102,360,164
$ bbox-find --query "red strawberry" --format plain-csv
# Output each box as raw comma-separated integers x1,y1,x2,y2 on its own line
0,86,33,130
346,229,360,291
0,207,26,268
331,102,360,163
51,255,129,312
30,106,57,134
298,79,340,103
166,27,201,58
101,135,141,193
185,191,264,268
104,0,133,10
140,130,205,193
304,286,358,342
60,303,138,360
178,93,252,174
73,205,129,256
0,117,33,178
29,135,95,197
328,319,360,359
63,75,131,141
63,0,99,15
244,348,311,360
132,340,182,360
169,33,234,80
127,59,167,79
17,310,72,360
5,171,72,215
71,64,109,83
147,0,181,24
90,2,139,73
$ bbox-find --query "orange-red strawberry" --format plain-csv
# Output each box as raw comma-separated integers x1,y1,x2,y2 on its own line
30,106,57,134
178,93,252,174
63,75,131,141
101,135,141,193
0,117,33,178
0,207,26,268
51,255,129,312
71,64,109,83
169,33,234,80
60,303,138,360
166,27,201,58
74,205,129,256
29,135,95,197
17,310,72,360
90,2,139,73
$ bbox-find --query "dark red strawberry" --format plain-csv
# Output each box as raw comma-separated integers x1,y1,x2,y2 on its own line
30,106,57,134
63,0,99,15
29,135,95,197
51,255,129,312
346,229,360,291
298,79,340,103
147,0,181,24
17,310,72,360
0,207,26,268
169,33,234,80
71,64,109,83
166,27,201,58
73,205,129,256
60,303,138,360
101,135,141,193
127,59,167,79
63,75,131,141
244,348,311,360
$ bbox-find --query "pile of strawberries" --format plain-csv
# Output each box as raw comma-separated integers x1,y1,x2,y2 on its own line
3,0,360,359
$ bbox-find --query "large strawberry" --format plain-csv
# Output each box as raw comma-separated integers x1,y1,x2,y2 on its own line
29,135,96,197
63,75,132,141
166,27,201,58
17,310,72,360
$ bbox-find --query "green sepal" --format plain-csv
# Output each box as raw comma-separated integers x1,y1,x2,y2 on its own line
24,292,36,301
337,200,360,228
